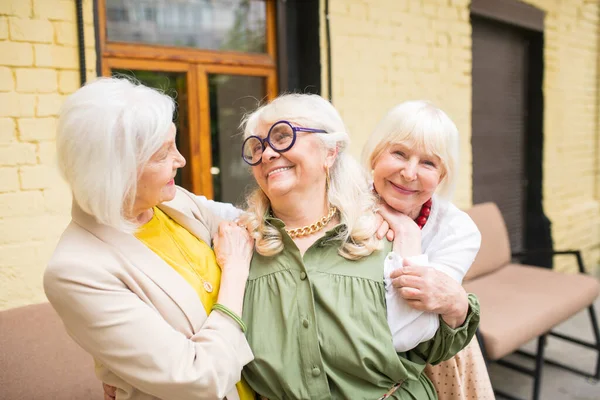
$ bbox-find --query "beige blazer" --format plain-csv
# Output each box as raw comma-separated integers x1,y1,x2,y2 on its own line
44,187,253,400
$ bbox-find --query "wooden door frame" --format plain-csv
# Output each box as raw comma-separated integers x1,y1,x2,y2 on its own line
96,0,278,68
195,65,276,198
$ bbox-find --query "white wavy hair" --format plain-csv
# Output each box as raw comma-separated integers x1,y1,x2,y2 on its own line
362,100,460,199
56,77,175,232
240,93,382,260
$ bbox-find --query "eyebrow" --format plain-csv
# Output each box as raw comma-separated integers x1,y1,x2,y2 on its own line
391,143,438,159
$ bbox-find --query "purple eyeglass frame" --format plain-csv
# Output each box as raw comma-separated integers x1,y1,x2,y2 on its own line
241,120,328,166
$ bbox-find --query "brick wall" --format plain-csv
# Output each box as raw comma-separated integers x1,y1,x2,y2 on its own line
0,0,96,310
324,0,600,273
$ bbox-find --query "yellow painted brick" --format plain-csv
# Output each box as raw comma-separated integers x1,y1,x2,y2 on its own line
34,44,79,69
43,185,72,214
0,191,45,217
450,0,470,6
84,0,94,24
0,167,20,192
0,143,37,166
0,42,34,67
0,242,45,268
423,4,436,17
0,16,7,40
8,17,53,43
19,165,60,190
0,265,48,311
33,0,75,21
0,118,16,143
0,215,67,244
87,68,98,80
85,48,97,70
0,92,36,117
54,21,77,46
0,67,14,92
0,0,32,17
37,141,56,165
84,23,95,49
36,93,64,117
17,117,57,141
58,70,80,94
16,68,58,93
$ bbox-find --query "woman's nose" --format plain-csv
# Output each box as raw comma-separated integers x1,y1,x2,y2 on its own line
175,148,186,168
261,142,279,162
400,161,417,181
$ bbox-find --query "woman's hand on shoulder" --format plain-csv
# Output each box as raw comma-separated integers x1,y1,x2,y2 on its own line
390,259,469,328
378,202,422,256
213,221,254,276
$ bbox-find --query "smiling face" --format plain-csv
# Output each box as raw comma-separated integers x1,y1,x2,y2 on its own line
250,120,332,202
372,142,444,218
134,123,186,211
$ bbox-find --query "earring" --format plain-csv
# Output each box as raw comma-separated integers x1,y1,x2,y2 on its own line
325,165,331,192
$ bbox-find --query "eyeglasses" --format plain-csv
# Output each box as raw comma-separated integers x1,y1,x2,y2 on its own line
241,120,327,166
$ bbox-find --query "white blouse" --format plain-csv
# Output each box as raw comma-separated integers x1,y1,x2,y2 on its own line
384,195,481,351
195,194,481,352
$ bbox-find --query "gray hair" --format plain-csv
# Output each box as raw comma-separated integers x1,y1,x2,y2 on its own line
56,77,175,232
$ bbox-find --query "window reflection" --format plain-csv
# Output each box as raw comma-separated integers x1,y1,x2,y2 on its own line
106,0,267,53
209,74,265,204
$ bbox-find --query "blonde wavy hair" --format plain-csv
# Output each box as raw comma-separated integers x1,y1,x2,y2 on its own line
240,94,382,260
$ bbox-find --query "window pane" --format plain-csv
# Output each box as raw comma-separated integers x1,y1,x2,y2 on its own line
209,74,265,205
106,0,267,53
111,69,189,188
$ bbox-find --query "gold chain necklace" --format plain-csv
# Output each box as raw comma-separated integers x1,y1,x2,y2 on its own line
285,206,338,238
157,210,214,293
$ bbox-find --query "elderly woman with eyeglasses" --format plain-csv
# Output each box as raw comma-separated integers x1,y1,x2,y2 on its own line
236,94,480,399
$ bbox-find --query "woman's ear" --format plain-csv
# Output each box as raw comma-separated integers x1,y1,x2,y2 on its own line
438,165,447,185
325,145,339,169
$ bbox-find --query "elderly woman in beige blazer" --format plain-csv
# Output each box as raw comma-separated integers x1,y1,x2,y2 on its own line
44,77,254,400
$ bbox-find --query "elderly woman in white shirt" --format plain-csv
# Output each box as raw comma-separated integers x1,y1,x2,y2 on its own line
363,100,494,400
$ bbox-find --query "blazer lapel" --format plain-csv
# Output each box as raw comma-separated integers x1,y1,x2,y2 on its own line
71,202,208,333
157,202,213,246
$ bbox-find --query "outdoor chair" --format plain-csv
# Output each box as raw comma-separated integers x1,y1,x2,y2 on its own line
462,202,600,400
0,302,98,399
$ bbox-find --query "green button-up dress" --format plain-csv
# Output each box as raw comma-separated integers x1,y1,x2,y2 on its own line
242,219,480,400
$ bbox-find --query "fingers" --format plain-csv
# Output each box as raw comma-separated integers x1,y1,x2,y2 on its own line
217,221,251,239
376,220,390,240
398,286,422,300
405,298,426,311
389,264,423,279
102,383,116,399
377,202,395,222
386,229,395,241
393,265,423,277
391,274,423,290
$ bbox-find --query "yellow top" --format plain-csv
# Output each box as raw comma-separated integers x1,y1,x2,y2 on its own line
135,207,254,400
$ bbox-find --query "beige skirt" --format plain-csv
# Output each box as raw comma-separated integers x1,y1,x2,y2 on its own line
424,337,495,400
